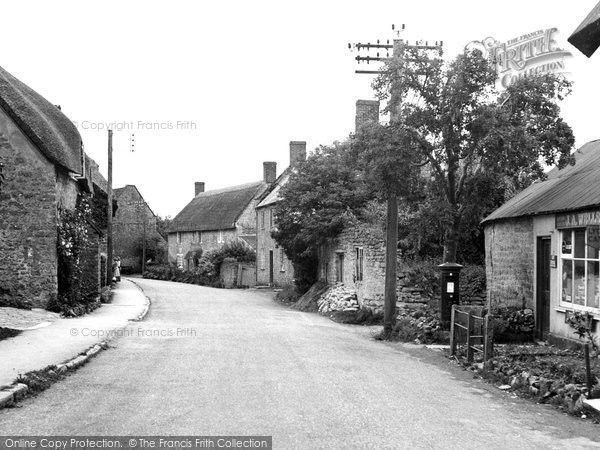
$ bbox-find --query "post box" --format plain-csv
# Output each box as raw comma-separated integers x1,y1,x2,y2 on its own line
439,262,463,329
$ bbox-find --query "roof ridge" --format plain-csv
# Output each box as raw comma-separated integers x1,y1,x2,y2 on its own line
195,180,263,197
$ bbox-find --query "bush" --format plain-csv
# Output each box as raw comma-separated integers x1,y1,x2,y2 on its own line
460,265,487,304
276,286,300,303
143,240,256,288
403,258,440,298
391,304,449,344
492,306,535,343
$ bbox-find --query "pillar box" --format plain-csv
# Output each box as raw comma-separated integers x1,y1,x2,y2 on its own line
439,262,463,329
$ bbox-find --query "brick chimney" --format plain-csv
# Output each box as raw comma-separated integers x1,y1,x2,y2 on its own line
263,162,277,184
195,182,205,196
290,141,306,168
355,100,380,133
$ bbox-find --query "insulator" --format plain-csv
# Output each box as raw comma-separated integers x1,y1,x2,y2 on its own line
392,24,395,30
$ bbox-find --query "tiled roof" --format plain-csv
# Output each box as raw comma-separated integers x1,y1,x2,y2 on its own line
256,169,292,209
483,140,600,223
0,65,82,173
170,181,266,232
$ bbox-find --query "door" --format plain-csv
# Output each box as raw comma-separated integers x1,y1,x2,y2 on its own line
536,237,551,338
269,250,274,285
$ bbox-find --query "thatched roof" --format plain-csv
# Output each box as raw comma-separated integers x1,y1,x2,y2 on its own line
170,181,266,232
0,65,82,173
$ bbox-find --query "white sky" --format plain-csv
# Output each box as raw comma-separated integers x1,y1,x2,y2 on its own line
2,0,599,217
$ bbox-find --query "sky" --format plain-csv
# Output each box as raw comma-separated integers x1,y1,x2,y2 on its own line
1,0,599,218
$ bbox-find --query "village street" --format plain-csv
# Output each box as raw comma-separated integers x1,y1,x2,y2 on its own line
0,279,598,448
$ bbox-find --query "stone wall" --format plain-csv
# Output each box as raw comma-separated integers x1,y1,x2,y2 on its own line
317,222,430,313
0,107,60,308
168,229,237,268
484,217,535,309
256,204,295,287
220,260,257,288
113,185,164,272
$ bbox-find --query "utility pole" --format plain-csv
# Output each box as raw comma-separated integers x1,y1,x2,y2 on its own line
349,25,442,337
107,129,113,283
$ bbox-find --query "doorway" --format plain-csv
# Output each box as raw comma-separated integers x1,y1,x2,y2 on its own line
536,237,551,338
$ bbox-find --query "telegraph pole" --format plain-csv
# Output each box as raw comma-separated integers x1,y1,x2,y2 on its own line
107,130,114,283
349,25,442,337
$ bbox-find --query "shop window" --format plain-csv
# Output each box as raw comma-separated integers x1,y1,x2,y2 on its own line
561,228,600,310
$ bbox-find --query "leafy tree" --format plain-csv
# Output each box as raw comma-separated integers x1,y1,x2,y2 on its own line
350,122,423,336
156,215,172,240
133,234,167,265
273,141,375,292
373,48,575,263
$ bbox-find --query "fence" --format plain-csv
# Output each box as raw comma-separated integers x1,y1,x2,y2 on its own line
450,305,494,363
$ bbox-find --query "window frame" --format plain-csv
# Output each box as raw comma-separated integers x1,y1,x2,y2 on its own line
559,227,600,313
355,247,364,282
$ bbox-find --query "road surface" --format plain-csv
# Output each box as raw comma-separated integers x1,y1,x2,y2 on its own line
1,278,599,449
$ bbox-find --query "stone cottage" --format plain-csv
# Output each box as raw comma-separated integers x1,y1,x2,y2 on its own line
316,100,430,311
0,65,107,308
113,184,166,273
168,165,273,270
483,140,600,343
255,141,306,286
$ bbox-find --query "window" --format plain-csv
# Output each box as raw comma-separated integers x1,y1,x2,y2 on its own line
270,209,274,228
176,232,181,244
218,230,224,244
194,231,202,243
280,249,285,272
560,228,600,310
336,252,344,283
261,211,265,230
355,247,364,282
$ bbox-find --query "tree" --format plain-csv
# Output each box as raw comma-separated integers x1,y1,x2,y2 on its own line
272,141,375,292
373,48,575,263
351,122,423,337
156,215,172,240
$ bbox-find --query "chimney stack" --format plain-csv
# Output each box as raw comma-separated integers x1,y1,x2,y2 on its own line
289,141,306,168
263,162,277,184
355,100,380,133
195,182,205,196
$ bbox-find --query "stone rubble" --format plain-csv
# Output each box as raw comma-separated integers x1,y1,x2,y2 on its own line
317,284,360,313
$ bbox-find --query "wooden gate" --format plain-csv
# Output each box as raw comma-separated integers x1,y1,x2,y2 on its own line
450,305,494,363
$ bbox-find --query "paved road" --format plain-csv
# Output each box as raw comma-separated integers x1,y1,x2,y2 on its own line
1,278,600,449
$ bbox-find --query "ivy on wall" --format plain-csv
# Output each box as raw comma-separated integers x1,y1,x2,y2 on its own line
52,194,98,315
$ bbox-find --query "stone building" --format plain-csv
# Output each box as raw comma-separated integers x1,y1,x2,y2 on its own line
168,165,272,270
113,185,166,273
316,99,430,310
483,140,600,343
255,141,306,286
0,65,107,308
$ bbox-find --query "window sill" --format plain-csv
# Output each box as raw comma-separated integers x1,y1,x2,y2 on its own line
555,306,600,320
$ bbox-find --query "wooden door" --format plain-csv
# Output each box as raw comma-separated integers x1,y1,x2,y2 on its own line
536,237,551,338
